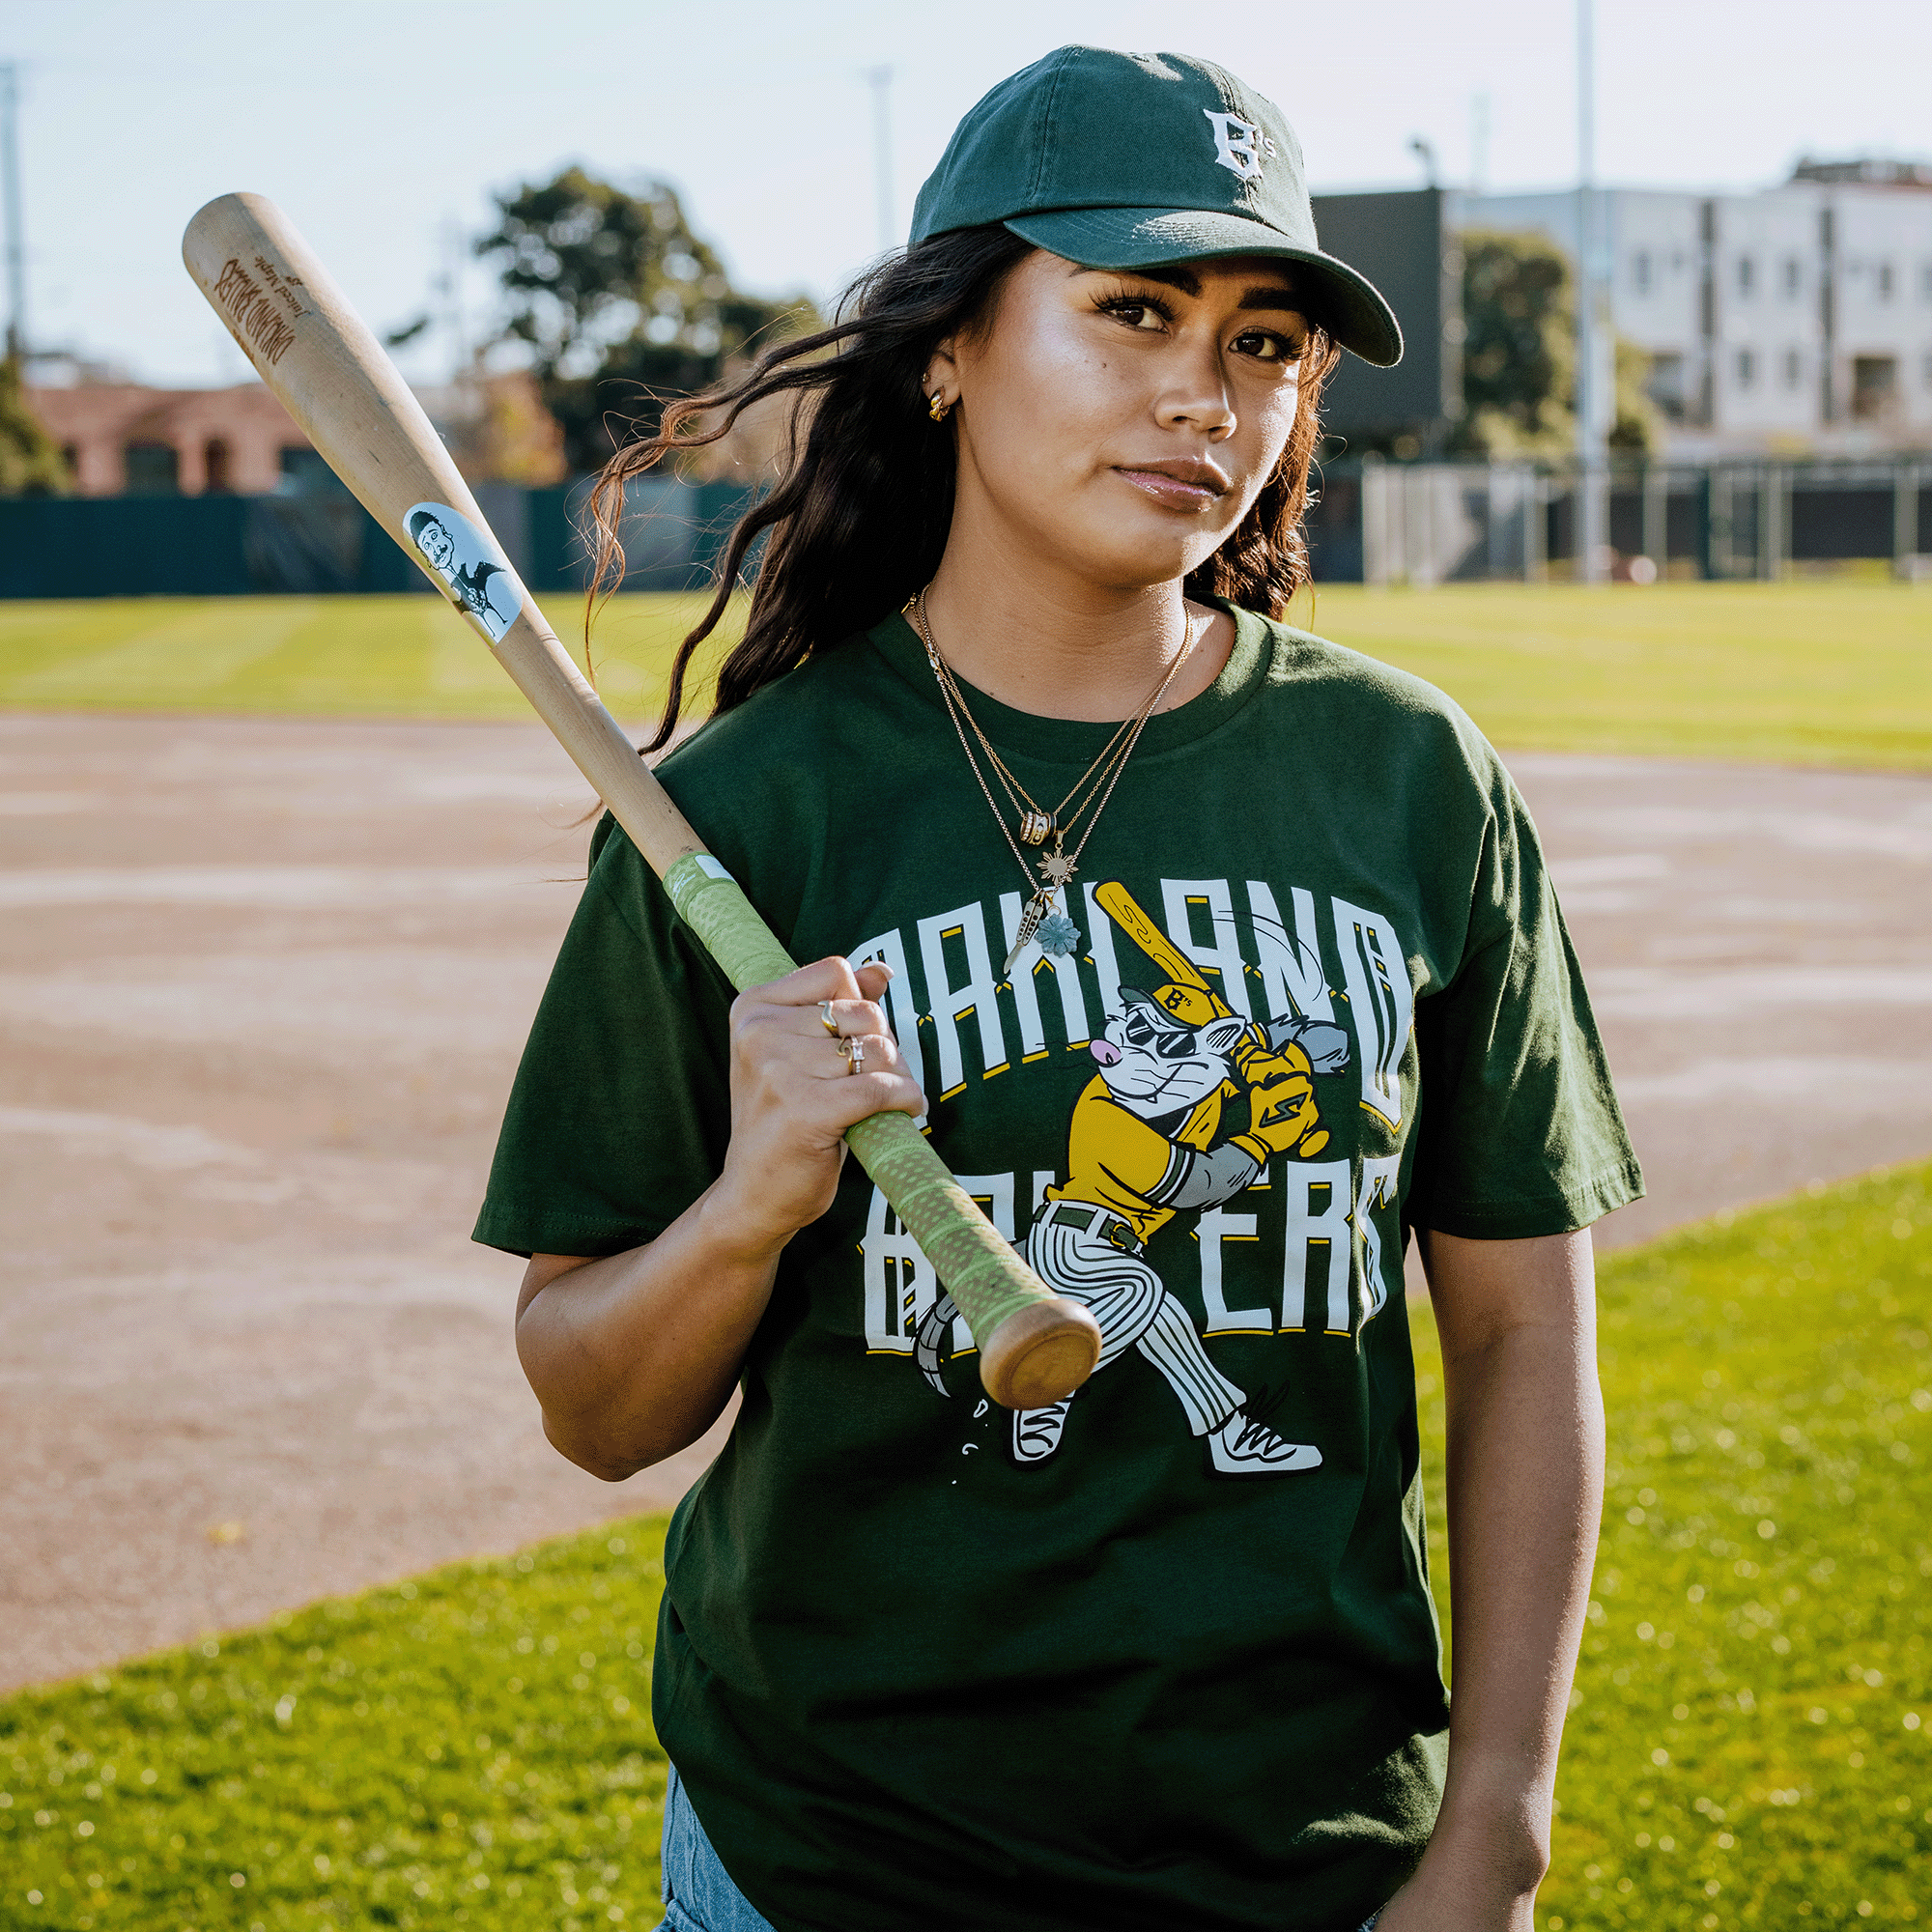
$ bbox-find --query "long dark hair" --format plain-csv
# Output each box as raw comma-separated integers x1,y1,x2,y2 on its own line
586,226,1342,753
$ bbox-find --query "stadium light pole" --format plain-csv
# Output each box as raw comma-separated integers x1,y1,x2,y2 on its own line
1575,0,1609,582
1,63,26,361
867,66,895,256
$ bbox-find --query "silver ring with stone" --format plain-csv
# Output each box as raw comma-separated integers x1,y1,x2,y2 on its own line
838,1037,866,1075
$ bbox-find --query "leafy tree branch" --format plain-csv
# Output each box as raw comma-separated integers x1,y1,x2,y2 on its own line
478,168,818,475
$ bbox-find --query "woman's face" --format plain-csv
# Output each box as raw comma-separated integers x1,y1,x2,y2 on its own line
940,249,1312,590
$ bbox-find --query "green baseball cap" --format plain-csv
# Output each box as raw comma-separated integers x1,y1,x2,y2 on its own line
910,46,1403,368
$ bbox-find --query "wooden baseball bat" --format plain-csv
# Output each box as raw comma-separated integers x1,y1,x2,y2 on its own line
1093,880,1232,1016
182,191,1100,1411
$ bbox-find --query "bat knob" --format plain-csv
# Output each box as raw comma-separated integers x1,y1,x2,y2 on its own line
978,1296,1103,1410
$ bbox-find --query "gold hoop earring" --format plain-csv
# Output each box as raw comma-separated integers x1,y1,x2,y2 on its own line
927,391,951,423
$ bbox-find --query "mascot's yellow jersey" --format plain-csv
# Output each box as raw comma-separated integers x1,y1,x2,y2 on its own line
1049,1074,1232,1243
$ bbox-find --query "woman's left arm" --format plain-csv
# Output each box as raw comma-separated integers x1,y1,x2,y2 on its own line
1375,1226,1605,1932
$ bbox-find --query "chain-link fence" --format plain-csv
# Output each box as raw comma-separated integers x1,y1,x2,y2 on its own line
0,477,758,599
1307,457,1932,586
5,462,1927,597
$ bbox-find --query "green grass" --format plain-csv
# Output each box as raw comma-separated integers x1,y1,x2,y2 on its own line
2,582,1928,768
1419,1158,1932,1929
3,1163,1928,1928
1297,581,1932,772
0,592,742,725
0,1529,675,1930
1507,1159,1932,1932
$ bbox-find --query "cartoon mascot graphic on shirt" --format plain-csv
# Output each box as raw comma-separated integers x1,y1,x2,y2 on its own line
918,882,1350,1476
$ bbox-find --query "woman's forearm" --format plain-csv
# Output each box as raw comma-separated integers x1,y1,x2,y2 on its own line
513,1183,788,1481
514,956,926,1484
1381,1228,1604,1930
1437,1317,1604,1872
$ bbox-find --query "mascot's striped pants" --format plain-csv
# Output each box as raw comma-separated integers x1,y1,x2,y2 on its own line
917,1199,1243,1437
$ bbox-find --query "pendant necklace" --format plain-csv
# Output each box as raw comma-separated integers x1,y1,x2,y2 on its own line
906,588,1200,976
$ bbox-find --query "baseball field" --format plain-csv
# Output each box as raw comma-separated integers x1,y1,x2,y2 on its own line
2,580,1928,769
2,1163,1926,1928
3,579,1929,1927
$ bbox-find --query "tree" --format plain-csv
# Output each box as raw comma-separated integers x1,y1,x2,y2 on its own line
1453,229,1658,459
1453,230,1576,460
1608,337,1662,455
449,371,570,487
0,355,68,496
477,168,818,475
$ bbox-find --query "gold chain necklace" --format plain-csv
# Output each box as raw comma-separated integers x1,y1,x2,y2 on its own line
919,604,1159,850
906,588,1199,975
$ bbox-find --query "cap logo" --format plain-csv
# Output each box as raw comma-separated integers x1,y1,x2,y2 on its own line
1204,110,1275,183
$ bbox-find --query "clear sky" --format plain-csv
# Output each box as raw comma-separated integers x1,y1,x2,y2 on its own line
10,0,1931,387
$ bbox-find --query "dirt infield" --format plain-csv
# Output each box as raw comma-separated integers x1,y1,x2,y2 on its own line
3,713,1929,1691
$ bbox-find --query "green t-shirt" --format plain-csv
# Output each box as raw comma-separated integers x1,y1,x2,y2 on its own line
475,604,1642,1932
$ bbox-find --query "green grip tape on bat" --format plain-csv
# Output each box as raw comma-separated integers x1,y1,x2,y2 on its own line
662,853,1101,1409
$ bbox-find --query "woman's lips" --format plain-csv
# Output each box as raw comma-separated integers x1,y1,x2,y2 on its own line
1114,467,1224,512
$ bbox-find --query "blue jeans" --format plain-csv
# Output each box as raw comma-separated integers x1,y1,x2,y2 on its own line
656,1764,777,1932
653,1761,1385,1931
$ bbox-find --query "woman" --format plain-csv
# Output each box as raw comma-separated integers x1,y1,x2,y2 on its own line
479,46,1641,1932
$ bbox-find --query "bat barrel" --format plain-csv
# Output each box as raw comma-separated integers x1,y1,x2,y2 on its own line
185,193,486,580
182,191,1101,1410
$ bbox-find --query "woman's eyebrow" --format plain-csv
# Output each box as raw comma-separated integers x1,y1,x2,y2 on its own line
1118,264,1202,296
1075,264,1299,312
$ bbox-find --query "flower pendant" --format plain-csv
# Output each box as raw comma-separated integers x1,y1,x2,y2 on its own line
1036,911,1081,957
1005,890,1081,975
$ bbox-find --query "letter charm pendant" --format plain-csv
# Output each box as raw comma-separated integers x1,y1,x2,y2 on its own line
1005,885,1080,975
1004,888,1054,976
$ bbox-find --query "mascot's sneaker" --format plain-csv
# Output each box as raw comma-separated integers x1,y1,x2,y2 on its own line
1012,1400,1073,1465
1207,1413,1322,1476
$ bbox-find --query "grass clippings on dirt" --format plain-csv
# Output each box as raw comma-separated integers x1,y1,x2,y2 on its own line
2,582,1929,770
2,1162,1928,1928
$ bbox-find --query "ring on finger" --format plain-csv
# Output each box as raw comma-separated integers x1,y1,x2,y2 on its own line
837,1037,866,1075
818,1000,841,1037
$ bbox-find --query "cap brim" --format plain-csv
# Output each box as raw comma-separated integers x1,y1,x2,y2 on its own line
1004,207,1404,368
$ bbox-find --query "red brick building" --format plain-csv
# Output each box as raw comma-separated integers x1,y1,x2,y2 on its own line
26,369,567,496
24,379,315,497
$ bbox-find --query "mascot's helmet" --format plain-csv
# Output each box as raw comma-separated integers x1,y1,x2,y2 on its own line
1145,981,1226,1028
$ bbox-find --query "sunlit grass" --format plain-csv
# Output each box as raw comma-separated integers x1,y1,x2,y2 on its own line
0,592,741,725
1410,1158,1932,1927
2,1163,1927,1927
0,1530,672,1929
3,582,1928,769
1298,581,1932,771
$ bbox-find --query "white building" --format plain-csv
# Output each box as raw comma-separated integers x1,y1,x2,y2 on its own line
1460,162,1932,459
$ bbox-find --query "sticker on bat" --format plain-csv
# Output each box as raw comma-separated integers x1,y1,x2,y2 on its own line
404,501,525,642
